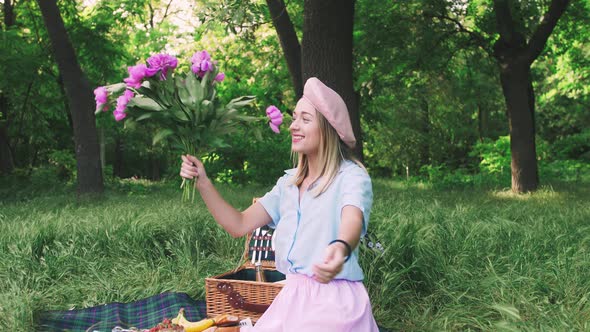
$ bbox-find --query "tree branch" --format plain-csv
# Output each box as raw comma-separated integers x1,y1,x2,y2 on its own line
162,0,174,20
525,0,571,63
266,0,302,98
425,12,493,57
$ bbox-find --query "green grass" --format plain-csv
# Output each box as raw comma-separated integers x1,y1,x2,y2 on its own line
1,178,589,331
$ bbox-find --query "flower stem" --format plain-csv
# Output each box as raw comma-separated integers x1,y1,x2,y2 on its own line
180,140,197,203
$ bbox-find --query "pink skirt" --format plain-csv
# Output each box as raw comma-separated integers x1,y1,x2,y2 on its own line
242,274,379,332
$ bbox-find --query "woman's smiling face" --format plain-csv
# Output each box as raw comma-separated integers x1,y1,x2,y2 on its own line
290,107,321,156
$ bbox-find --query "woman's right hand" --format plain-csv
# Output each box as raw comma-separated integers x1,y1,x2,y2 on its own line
180,154,209,186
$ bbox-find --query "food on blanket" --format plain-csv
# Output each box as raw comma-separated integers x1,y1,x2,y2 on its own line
212,314,240,327
147,318,184,331
172,308,215,332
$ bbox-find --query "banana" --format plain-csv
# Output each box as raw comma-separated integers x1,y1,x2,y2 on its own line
172,308,215,332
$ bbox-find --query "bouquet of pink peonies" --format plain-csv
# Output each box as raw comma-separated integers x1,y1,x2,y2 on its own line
95,51,283,201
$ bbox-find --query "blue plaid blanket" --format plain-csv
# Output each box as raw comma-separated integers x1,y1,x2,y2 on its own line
36,292,206,332
36,292,389,332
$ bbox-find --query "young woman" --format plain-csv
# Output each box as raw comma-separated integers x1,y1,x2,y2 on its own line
180,77,379,331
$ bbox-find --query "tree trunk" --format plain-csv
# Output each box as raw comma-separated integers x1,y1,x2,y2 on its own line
0,0,15,174
149,153,161,181
0,97,14,174
3,0,15,28
492,0,570,193
498,62,538,192
477,102,488,142
266,0,303,99
114,137,124,178
99,127,105,174
301,0,362,160
37,0,103,195
419,97,430,167
57,74,75,131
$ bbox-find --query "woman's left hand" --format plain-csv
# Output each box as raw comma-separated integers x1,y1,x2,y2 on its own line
312,243,347,283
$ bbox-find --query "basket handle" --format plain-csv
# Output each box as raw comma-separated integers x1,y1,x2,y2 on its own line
217,282,270,314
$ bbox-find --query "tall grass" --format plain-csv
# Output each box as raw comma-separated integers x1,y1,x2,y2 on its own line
1,178,589,331
362,180,590,331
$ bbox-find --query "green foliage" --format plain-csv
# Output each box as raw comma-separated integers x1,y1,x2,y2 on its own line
550,129,590,161
202,128,292,185
29,166,63,188
356,0,587,181
419,135,590,189
2,0,588,187
48,149,77,181
540,159,590,182
356,0,507,177
471,136,512,175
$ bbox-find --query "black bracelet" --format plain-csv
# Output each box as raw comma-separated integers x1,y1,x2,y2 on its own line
329,239,352,262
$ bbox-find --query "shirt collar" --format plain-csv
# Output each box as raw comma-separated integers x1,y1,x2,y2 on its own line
283,159,355,176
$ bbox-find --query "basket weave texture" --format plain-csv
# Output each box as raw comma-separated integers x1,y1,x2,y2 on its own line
205,200,285,322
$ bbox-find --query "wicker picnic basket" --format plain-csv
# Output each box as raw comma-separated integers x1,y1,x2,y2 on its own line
205,200,285,323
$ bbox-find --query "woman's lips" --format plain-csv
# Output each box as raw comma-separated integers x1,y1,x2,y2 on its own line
292,135,304,143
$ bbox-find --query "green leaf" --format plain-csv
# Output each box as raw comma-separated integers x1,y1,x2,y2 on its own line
218,108,239,124
137,85,165,106
135,113,154,122
171,109,190,123
201,100,215,122
123,118,137,130
184,74,204,106
153,129,174,146
104,83,126,94
201,71,211,89
226,95,256,109
127,97,165,111
235,114,259,123
177,79,192,106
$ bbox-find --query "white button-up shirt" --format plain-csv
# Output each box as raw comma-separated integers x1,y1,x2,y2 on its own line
258,159,373,281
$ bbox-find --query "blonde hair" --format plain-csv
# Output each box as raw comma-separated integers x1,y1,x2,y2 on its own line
292,111,365,196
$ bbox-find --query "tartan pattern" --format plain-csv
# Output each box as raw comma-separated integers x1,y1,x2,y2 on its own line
36,292,207,332
36,291,389,332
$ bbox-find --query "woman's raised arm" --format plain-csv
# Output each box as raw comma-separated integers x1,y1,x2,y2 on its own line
180,154,272,237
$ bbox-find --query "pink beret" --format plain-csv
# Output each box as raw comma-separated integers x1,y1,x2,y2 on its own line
295,77,356,148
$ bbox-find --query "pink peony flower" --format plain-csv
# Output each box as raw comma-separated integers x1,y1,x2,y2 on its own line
200,60,212,72
113,89,135,121
94,86,108,103
94,86,108,111
214,72,225,82
147,53,178,80
113,110,126,121
190,50,214,78
266,105,283,133
191,50,211,65
124,64,157,89
123,89,135,100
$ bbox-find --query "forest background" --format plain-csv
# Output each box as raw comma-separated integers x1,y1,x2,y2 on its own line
0,0,588,190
